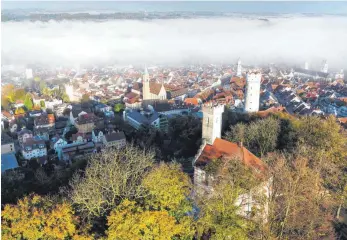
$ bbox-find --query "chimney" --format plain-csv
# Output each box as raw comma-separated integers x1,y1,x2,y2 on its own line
239,141,243,148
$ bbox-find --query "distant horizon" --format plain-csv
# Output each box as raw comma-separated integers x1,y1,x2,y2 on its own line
2,1,347,68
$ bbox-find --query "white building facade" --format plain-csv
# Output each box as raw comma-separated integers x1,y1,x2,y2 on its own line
201,104,224,145
244,72,262,113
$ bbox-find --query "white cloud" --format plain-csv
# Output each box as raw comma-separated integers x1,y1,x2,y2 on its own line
2,17,347,69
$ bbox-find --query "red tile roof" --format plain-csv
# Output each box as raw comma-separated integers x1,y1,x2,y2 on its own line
338,117,347,124
184,98,200,106
2,111,13,118
149,82,164,95
196,138,267,173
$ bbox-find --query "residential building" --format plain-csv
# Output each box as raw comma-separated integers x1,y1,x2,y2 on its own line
57,141,99,162
72,132,92,143
34,113,55,129
92,130,104,143
2,111,15,121
1,132,15,154
18,129,33,145
21,136,47,162
34,128,50,141
74,113,101,133
123,109,161,130
95,103,112,113
103,131,126,149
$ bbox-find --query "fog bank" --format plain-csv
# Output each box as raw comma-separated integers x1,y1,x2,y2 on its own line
2,17,347,69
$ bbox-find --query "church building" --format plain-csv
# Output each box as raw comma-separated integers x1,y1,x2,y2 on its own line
142,67,167,101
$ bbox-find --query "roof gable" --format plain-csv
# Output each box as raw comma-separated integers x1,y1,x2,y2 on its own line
195,138,266,173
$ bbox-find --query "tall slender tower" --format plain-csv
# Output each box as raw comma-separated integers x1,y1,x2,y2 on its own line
236,58,242,77
304,62,309,70
321,60,328,73
142,67,150,100
244,71,262,113
25,68,33,79
202,103,225,145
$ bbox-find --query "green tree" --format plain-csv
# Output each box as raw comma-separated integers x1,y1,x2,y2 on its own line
24,93,34,110
62,92,70,103
114,103,125,113
40,100,45,108
225,117,280,157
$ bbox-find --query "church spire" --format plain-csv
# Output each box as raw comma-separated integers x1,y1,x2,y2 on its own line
236,58,242,77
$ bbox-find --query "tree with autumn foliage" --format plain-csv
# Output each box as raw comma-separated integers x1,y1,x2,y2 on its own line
196,158,261,240
1,194,92,240
69,145,155,218
81,94,90,103
142,163,193,217
107,199,194,240
262,151,337,240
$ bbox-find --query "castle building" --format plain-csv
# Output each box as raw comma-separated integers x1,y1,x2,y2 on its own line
202,103,224,145
142,67,167,101
236,58,242,77
193,103,270,219
244,71,262,113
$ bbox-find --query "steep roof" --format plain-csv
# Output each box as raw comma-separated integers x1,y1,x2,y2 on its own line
149,82,165,95
195,138,267,173
105,131,126,142
184,98,200,106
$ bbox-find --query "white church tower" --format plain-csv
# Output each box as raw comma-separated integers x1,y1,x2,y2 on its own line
142,67,150,100
244,71,262,113
236,58,242,77
321,60,328,73
202,103,224,145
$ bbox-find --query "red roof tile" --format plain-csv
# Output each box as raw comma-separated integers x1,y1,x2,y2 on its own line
196,138,267,173
184,98,200,106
